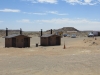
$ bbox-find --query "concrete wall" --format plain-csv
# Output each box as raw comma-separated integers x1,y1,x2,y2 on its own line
50,36,56,46
16,36,24,47
16,35,30,47
40,35,61,46
28,38,30,47
5,35,30,48
56,36,61,45
41,37,48,46
5,38,12,47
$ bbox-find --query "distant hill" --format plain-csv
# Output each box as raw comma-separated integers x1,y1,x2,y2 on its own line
57,27,79,32
44,27,89,37
45,27,79,34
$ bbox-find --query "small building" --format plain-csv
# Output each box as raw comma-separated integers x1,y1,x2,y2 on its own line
3,28,31,48
40,29,61,46
88,31,100,36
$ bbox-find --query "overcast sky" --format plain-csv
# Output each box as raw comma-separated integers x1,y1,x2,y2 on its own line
0,0,100,31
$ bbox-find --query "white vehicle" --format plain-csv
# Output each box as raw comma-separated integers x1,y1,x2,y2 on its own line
88,33,94,37
71,34,76,38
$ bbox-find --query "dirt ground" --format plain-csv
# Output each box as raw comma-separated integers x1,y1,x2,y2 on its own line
0,36,100,75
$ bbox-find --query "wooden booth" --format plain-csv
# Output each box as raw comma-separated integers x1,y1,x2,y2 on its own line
40,29,61,46
3,28,31,48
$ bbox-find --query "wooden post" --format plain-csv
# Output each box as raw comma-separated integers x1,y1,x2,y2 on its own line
51,29,52,34
20,28,22,35
63,41,66,49
41,29,42,36
6,28,8,36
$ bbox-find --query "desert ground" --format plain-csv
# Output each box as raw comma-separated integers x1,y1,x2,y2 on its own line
0,36,100,75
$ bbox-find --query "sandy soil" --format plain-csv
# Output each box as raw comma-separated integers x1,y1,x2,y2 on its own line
0,36,100,75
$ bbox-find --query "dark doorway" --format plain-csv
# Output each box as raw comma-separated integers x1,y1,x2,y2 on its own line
12,38,16,47
24,38,29,47
56,37,60,45
48,37,51,46
98,32,100,36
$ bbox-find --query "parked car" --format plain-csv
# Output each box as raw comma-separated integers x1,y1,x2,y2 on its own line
88,33,94,37
67,35,70,37
63,34,67,37
71,34,76,38
63,34,70,37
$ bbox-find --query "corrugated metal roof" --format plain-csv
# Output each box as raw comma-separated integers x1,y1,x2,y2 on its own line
41,34,53,37
41,34,60,37
3,34,31,38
